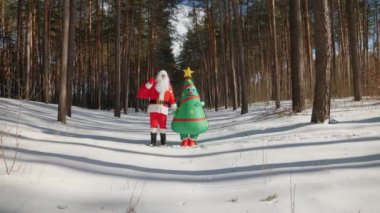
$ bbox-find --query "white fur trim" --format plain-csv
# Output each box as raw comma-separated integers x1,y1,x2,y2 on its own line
147,104,169,115
171,103,177,110
160,128,166,133
145,82,153,89
151,128,157,133
157,88,165,100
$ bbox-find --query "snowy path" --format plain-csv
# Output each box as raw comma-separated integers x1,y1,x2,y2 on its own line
0,97,379,213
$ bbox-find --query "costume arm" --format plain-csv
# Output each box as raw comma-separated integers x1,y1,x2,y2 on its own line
195,101,205,108
145,77,155,89
168,86,177,110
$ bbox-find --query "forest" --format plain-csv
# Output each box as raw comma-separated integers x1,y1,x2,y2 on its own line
0,0,379,123
1,1,380,212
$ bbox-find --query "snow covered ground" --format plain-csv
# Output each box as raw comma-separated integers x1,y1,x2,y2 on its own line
0,97,379,213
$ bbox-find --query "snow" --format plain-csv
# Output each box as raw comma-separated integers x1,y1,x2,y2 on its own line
0,97,380,213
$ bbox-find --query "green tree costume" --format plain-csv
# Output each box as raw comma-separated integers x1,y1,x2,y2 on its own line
171,67,208,144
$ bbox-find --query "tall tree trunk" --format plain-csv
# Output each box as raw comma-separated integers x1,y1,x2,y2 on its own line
66,0,76,116
268,0,280,109
226,0,237,110
135,3,143,113
289,0,305,112
15,0,23,99
87,0,93,108
284,0,291,100
54,8,62,103
95,0,102,109
204,0,219,111
329,0,337,96
43,0,51,103
123,0,130,114
312,0,332,123
32,2,38,100
376,2,379,61
221,0,228,109
114,0,121,117
212,0,219,111
25,2,33,100
231,0,248,114
337,0,350,96
146,0,152,78
0,0,4,97
362,0,369,94
347,0,362,101
301,0,313,99
58,0,70,123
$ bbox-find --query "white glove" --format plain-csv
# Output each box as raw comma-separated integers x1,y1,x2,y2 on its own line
145,77,155,89
171,104,178,111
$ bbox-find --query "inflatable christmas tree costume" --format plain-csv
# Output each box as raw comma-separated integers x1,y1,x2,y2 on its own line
171,67,208,146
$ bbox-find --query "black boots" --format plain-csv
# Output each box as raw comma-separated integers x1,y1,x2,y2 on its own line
150,133,157,146
160,133,166,146
150,133,166,146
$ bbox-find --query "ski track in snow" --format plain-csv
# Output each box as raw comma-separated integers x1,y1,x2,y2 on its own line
0,97,380,213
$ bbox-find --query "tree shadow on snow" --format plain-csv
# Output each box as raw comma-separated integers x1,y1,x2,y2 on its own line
11,132,380,159
3,143,380,183
337,117,380,124
193,136,380,158
201,122,310,143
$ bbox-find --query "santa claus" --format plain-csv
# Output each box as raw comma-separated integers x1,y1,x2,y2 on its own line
136,70,177,146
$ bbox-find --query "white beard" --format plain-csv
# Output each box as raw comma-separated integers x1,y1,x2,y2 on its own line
155,70,170,100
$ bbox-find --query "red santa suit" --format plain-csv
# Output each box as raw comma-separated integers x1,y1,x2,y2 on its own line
136,71,176,132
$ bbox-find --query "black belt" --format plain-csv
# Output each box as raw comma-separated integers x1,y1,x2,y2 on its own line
149,100,170,105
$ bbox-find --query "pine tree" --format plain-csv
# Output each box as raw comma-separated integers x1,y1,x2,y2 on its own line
311,0,333,123
114,0,121,117
58,0,70,123
66,0,76,117
43,0,51,103
231,0,248,114
347,0,362,101
268,0,280,109
289,0,306,112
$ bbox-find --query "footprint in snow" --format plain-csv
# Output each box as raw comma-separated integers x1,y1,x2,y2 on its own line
57,204,68,210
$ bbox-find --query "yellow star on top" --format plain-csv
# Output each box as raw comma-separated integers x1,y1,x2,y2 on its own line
183,67,194,78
